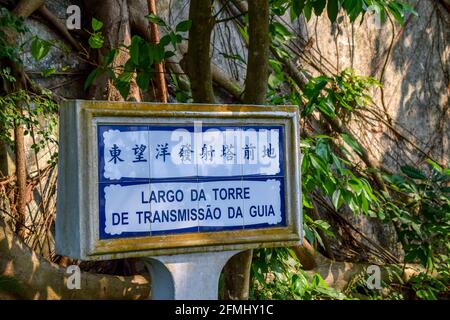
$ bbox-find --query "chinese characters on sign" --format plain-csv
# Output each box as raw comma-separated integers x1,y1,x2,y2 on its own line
107,140,276,163
98,125,285,239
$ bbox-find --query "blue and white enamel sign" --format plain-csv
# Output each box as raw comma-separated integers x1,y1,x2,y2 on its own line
98,125,285,238
56,101,302,260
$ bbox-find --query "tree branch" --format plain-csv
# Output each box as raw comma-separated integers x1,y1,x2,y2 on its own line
0,219,150,299
147,0,167,103
37,5,83,52
12,0,44,17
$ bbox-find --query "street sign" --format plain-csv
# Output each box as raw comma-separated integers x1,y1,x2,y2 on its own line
56,101,302,260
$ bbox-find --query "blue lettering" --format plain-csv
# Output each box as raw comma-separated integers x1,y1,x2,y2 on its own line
112,212,120,225
112,212,128,225
141,192,148,204
228,206,243,219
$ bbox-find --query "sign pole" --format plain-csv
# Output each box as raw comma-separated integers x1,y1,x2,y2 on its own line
143,250,241,300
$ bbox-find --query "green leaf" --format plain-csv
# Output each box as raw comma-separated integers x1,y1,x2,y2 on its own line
0,275,23,295
347,178,362,194
153,43,166,63
175,20,192,32
304,3,313,21
84,68,101,90
310,154,328,172
175,91,191,103
31,37,51,61
88,33,104,49
302,192,313,208
327,0,339,22
312,0,327,16
136,71,152,91
114,78,131,99
268,73,282,88
41,67,56,77
160,34,171,47
168,32,178,47
367,4,386,24
91,18,103,31
387,2,404,25
270,21,293,41
102,49,118,67
401,166,427,180
348,197,359,212
360,193,369,214
164,51,175,59
301,102,317,117
130,36,143,66
117,71,133,83
291,0,306,20
343,0,363,22
317,98,336,117
332,189,342,210
426,159,443,172
139,43,153,66
146,14,166,27
341,133,363,156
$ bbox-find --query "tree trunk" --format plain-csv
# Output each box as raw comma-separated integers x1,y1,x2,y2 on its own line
13,119,27,238
242,0,270,104
12,0,45,17
186,0,215,103
0,220,150,299
222,0,270,300
83,0,141,101
1,0,45,238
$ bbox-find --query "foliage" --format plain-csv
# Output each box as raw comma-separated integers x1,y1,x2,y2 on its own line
269,0,417,24
251,247,347,299
264,10,449,296
301,69,380,118
0,87,59,162
0,0,446,302
30,37,52,61
299,71,382,244
381,162,450,268
379,161,450,297
0,275,23,297
0,7,58,164
0,7,28,62
84,16,191,99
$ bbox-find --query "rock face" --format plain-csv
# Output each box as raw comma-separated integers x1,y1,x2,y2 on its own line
301,0,449,168
21,0,87,99
5,0,448,262
21,0,449,166
295,1,448,260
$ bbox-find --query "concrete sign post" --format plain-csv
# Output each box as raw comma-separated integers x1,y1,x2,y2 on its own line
56,101,302,299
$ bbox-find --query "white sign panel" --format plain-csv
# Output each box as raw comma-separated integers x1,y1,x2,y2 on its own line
98,125,285,239
56,101,302,260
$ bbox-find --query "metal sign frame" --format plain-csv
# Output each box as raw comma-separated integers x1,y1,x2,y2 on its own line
56,100,302,260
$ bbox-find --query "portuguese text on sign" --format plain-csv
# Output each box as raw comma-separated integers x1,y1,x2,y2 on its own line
56,101,301,259
98,125,285,238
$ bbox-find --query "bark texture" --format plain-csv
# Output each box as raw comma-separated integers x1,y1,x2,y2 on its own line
147,0,168,102
2,0,45,238
222,0,270,300
242,0,270,104
0,219,150,299
83,0,141,101
186,0,215,103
